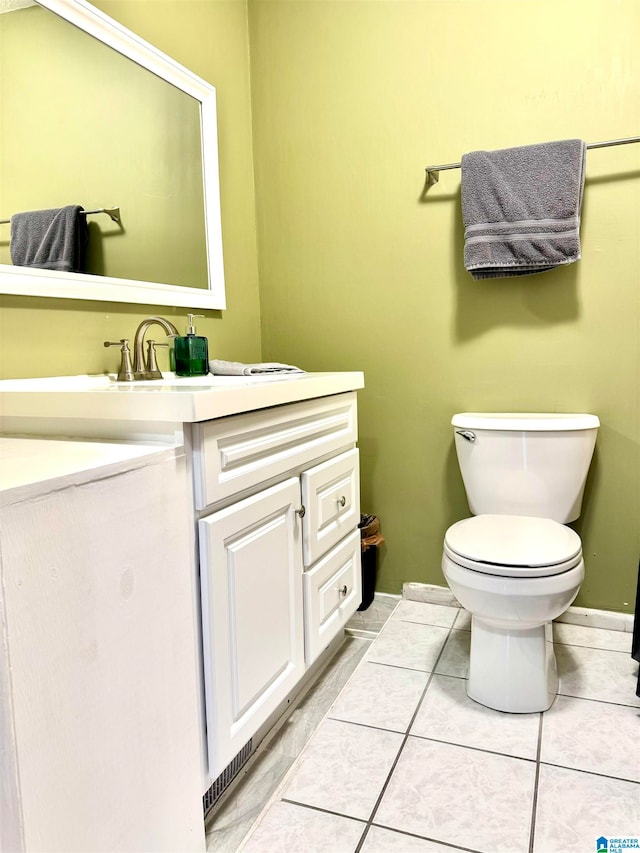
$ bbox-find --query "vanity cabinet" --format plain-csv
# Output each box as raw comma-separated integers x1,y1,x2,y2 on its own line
192,392,362,780
0,370,366,804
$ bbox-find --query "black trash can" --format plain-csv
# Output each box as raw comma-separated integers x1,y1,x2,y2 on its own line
357,514,384,611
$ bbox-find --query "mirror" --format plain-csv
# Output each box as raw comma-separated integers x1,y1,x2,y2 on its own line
0,0,225,309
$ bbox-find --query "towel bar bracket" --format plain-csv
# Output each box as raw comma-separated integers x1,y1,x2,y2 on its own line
88,206,121,223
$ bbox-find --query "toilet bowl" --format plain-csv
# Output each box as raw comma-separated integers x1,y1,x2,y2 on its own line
442,514,584,712
442,412,599,714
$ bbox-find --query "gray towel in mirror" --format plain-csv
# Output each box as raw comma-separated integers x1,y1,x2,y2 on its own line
461,139,587,279
10,205,89,273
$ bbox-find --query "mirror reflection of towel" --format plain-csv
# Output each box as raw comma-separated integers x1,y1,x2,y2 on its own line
10,205,89,272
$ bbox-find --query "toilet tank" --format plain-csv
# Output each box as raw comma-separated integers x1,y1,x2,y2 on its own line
452,413,600,523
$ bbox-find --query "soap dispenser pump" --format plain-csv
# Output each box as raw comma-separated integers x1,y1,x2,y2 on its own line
174,313,209,377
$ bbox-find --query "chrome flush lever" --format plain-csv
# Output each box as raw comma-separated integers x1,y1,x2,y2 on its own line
456,429,476,443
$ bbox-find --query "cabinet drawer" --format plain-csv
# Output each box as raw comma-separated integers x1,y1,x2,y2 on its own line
193,393,358,509
303,530,361,666
301,448,360,566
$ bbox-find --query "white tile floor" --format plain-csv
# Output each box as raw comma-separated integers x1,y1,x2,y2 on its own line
236,601,640,853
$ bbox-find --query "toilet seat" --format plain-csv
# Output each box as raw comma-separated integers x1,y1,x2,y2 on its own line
444,514,582,578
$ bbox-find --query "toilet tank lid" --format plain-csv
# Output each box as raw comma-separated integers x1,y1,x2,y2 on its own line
452,413,600,431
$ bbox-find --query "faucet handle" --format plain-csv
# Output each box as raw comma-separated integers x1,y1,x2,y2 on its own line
104,339,135,382
145,340,169,379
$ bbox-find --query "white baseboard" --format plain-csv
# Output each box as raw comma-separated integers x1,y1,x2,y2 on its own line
402,582,460,607
402,582,634,632
371,592,402,606
344,628,380,640
555,606,634,633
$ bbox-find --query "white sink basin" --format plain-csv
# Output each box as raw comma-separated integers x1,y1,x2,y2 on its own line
0,371,365,425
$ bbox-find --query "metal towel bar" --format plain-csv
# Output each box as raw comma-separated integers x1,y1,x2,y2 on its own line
0,206,121,225
425,135,640,186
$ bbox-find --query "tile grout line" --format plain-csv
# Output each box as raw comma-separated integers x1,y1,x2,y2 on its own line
352,617,460,853
323,713,540,765
554,642,633,654
527,711,544,853
367,823,484,853
556,691,640,709
277,798,484,853
539,760,640,786
362,658,450,674
405,731,538,763
279,797,366,824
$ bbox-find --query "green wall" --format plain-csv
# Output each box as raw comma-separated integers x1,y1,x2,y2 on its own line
0,0,638,613
248,0,640,612
0,0,262,377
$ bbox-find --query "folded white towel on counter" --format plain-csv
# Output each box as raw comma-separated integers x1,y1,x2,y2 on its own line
209,359,305,376
461,139,587,279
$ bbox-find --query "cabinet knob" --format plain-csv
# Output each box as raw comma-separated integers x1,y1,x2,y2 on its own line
295,505,306,518
337,495,346,508
336,584,348,597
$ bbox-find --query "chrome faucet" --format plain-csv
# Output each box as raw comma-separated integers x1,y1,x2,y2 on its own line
132,316,179,380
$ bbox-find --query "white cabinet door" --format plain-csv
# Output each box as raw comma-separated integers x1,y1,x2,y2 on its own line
199,478,305,779
301,448,360,566
303,530,362,666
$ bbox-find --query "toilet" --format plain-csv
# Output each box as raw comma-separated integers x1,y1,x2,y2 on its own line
442,412,600,713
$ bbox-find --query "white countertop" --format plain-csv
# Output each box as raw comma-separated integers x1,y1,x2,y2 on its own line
0,371,365,424
0,437,180,504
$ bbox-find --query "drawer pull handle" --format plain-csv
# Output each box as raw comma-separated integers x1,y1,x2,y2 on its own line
337,584,348,597
295,505,306,518
337,495,346,508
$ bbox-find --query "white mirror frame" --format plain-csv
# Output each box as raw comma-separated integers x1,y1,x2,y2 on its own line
0,0,226,309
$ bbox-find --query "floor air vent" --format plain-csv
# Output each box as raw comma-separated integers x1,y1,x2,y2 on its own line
203,739,253,815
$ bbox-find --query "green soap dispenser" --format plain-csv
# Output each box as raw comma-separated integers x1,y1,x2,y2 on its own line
174,314,209,377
